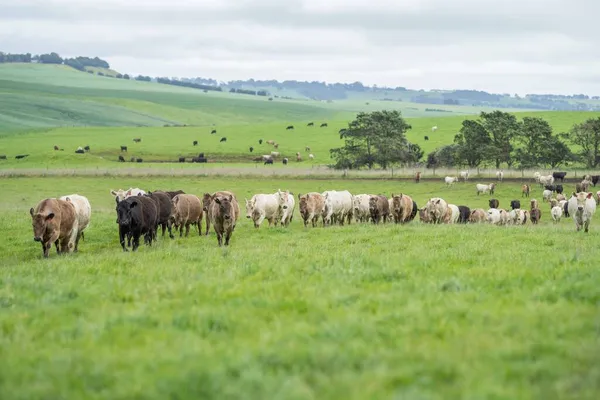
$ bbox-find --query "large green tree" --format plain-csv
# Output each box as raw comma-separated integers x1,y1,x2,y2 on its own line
330,110,413,169
479,111,520,168
453,119,492,167
568,117,600,168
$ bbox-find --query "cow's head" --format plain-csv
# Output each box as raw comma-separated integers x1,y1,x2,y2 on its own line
215,194,234,220
391,194,403,214
245,198,254,219
369,196,379,213
111,189,127,203
277,190,290,210
30,207,54,242
116,199,137,226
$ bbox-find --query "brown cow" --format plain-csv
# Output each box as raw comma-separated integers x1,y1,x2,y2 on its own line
202,191,239,235
369,195,389,224
53,145,59,151
414,171,421,183
390,193,414,223
30,198,78,258
521,184,530,197
418,207,431,223
171,194,203,237
469,208,487,223
209,193,238,246
530,199,541,225
297,192,325,227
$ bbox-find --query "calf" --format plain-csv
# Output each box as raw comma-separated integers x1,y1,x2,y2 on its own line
282,158,288,165
121,146,128,152
555,184,564,194
249,146,254,153
209,193,239,246
148,191,175,239
489,199,499,209
133,138,142,143
568,192,597,232
115,196,157,251
220,137,227,142
84,145,90,152
54,145,59,151
298,192,325,227
522,184,530,197
390,193,414,224
530,201,541,225
591,175,600,186
30,198,78,258
136,158,143,163
258,139,263,145
424,135,429,141
551,205,563,223
193,140,198,146
118,155,125,162
59,194,91,252
179,157,185,163
171,194,203,237
75,149,84,154
414,171,421,183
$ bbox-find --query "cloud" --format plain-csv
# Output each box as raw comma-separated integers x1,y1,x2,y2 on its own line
1,0,598,95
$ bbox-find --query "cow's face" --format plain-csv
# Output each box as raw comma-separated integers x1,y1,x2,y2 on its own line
245,199,254,219
30,208,53,241
369,197,378,212
392,196,402,214
277,190,289,210
215,195,233,220
117,200,136,226
111,189,127,203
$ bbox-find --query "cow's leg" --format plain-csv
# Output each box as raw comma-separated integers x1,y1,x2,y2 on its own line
179,223,184,237
41,241,49,258
224,229,232,246
205,214,210,236
216,231,223,246
185,223,191,237
74,231,82,252
585,220,590,233
161,223,166,237
197,219,202,236
167,220,175,239
132,233,140,251
257,214,266,227
119,227,128,252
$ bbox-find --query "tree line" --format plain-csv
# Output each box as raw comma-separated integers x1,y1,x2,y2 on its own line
330,110,600,170
0,52,110,70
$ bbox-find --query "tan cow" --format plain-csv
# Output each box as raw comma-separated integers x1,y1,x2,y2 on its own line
59,194,91,252
30,198,78,258
418,207,431,223
297,192,325,227
469,208,487,223
390,193,414,224
209,192,239,246
171,194,203,237
203,191,239,235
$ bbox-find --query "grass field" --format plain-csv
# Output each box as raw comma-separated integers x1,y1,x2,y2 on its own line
1,176,600,399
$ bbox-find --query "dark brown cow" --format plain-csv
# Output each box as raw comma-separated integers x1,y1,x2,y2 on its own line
489,199,499,209
53,145,59,151
30,198,78,258
202,191,239,235
369,195,389,224
116,196,158,251
147,191,174,239
414,171,421,183
209,193,239,246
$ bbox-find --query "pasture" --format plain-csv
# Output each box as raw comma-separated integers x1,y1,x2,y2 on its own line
1,176,600,399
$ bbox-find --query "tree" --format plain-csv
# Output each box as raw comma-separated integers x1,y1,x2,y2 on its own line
568,117,600,168
435,145,459,167
479,111,520,168
38,52,63,64
513,117,551,168
408,143,424,163
453,119,492,167
540,135,573,168
330,110,412,169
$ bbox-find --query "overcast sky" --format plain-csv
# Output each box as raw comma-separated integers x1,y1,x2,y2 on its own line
1,0,598,95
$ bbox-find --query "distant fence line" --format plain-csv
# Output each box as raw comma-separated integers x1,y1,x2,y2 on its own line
0,165,598,180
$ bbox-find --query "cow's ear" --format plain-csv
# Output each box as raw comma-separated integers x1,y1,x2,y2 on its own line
46,213,55,221
587,192,593,199
215,197,221,204
572,192,577,197
228,194,233,202
130,201,137,209
297,193,301,199
29,207,34,216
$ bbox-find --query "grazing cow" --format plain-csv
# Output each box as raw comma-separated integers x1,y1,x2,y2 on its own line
390,193,415,224
538,175,554,187
75,149,85,154
179,157,185,163
282,158,288,165
446,204,460,224
369,195,389,224
489,199,499,209
115,196,157,251
245,193,281,228
259,139,263,145
309,154,315,160
274,143,279,149
211,129,217,134
459,170,470,181
544,185,557,192
298,192,325,227
118,155,125,162
510,200,521,210
425,197,448,224
457,206,471,223
249,146,254,153
54,145,59,151
320,123,328,127
266,140,275,145
496,170,504,181
522,184,530,197
286,125,294,130
277,190,295,227
476,183,496,195
202,191,239,236
170,194,202,237
84,145,90,152
591,175,600,186
136,158,143,163
414,171,421,183
551,205,563,223
59,194,91,252
542,190,553,202
147,191,174,239
296,154,302,162
110,188,146,202
271,151,280,157
322,190,353,226
192,140,198,147
264,158,273,165
305,146,311,152
424,136,429,141
130,157,135,162
552,171,567,182
445,176,458,186
121,146,128,152
220,137,227,142
568,192,597,232
133,138,142,143
352,194,373,223
209,193,239,246
469,208,487,223
431,126,438,132
191,157,207,163
0,155,6,160
307,122,314,127
30,198,78,258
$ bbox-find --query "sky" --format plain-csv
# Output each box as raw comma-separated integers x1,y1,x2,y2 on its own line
1,0,598,95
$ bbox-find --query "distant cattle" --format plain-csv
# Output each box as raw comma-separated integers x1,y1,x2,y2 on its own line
75,149,85,154
476,183,496,195
459,170,470,181
522,184,530,197
118,155,125,162
555,184,564,194
489,199,499,209
193,140,198,146
424,136,429,141
457,206,471,223
191,157,207,163
115,195,157,251
271,151,280,157
136,158,143,163
249,146,254,153
591,175,600,186
220,137,227,142
266,140,275,145
568,192,597,232
431,126,438,132
309,154,314,160
307,122,314,127
552,171,567,182
530,200,541,225
510,200,521,210
258,139,263,145
0,155,6,160
274,143,279,149
282,158,288,165
84,145,90,152
171,194,203,237
15,154,29,159
414,171,421,183
305,146,310,152
208,192,239,246
264,158,273,165
133,138,142,143
296,154,302,162
179,157,185,163
130,157,135,162
30,198,78,258
320,123,328,127
197,153,205,158
121,146,128,152
211,129,217,134
286,125,294,130
496,170,504,181
54,145,59,151
445,176,458,186
542,189,553,202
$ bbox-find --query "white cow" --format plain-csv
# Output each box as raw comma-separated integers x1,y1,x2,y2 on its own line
568,192,597,232
447,204,460,224
487,208,501,225
322,190,353,226
533,171,541,182
425,197,448,224
476,183,496,196
277,189,295,227
352,194,372,223
539,175,554,187
499,209,510,225
59,194,91,252
431,126,438,132
509,209,528,225
542,190,553,202
309,154,315,160
444,176,458,186
551,205,563,223
459,170,470,181
110,188,146,202
496,170,504,181
270,151,280,157
245,193,280,228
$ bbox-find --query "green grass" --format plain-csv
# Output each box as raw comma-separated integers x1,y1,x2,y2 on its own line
1,176,599,399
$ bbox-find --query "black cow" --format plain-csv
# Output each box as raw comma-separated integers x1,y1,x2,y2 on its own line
220,137,227,142
458,206,471,223
307,122,314,126
133,138,142,143
84,145,90,152
75,149,85,154
258,139,263,145
0,155,6,160
552,171,567,182
264,159,273,165
409,201,418,222
161,190,185,199
249,146,254,153
282,158,288,165
489,199,499,208
121,146,128,152
563,201,570,218
15,154,29,159
544,185,557,192
320,123,328,127
193,140,198,146
179,157,185,163
510,200,521,210
591,175,600,186
116,196,158,252
555,184,563,194
118,155,125,162
211,129,217,134
136,158,143,163
147,191,174,239
424,136,429,141
192,157,207,163
286,125,294,130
